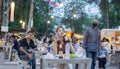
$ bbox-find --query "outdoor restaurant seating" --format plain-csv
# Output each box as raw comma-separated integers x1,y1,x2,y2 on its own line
13,52,28,69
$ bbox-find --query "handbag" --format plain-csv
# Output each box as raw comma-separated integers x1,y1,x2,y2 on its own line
87,43,98,52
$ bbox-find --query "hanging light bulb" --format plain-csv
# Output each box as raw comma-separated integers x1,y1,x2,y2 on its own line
10,2,15,22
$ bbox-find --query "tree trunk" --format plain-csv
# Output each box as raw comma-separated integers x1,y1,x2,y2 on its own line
100,0,109,28
27,0,34,32
0,0,3,38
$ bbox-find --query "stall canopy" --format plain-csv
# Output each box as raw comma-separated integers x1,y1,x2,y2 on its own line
101,29,120,39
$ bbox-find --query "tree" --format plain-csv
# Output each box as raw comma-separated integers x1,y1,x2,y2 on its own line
61,1,87,34
6,0,55,37
86,0,120,29
34,0,55,37
109,0,120,28
8,0,30,30
99,0,109,28
27,0,34,31
0,0,3,38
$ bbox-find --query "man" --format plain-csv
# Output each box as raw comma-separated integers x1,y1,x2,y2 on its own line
10,35,19,52
10,35,19,61
82,19,101,69
19,31,36,69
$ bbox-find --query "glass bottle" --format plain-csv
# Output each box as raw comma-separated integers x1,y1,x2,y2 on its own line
58,44,63,58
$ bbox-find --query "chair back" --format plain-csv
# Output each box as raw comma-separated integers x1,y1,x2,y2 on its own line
0,41,5,46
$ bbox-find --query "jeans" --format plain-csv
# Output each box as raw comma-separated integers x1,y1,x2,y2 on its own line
86,51,97,69
12,48,17,53
19,50,36,69
11,49,17,61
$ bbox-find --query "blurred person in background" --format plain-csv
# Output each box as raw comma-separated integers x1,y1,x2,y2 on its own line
10,35,19,53
74,39,80,51
10,35,19,61
36,38,42,50
41,37,49,54
98,39,110,69
49,35,55,45
82,19,101,69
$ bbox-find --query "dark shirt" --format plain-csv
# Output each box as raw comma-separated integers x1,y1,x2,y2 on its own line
13,39,19,51
19,38,35,52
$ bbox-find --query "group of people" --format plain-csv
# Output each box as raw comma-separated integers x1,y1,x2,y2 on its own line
5,31,36,69
5,19,112,69
5,26,81,69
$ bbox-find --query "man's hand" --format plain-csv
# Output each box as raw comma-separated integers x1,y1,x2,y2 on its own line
27,54,33,59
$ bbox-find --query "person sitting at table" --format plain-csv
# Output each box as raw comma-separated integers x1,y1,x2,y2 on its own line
52,26,75,54
19,31,36,69
51,26,75,69
49,35,55,45
9,35,19,61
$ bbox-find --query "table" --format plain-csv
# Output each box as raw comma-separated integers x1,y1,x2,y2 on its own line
0,46,12,61
40,58,92,69
111,50,120,64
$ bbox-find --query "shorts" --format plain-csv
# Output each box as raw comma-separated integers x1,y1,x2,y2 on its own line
98,58,106,68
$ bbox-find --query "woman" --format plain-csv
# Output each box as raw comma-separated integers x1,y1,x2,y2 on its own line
51,26,75,69
51,26,75,54
40,37,49,54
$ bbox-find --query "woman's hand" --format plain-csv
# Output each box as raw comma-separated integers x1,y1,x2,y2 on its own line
68,37,72,42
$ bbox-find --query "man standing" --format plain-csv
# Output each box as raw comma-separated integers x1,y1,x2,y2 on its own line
19,31,36,69
82,19,101,69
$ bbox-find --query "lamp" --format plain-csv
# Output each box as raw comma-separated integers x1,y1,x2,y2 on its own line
10,2,15,22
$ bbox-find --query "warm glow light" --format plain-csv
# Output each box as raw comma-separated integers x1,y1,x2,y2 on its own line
11,2,15,8
22,21,25,29
19,20,23,23
47,20,50,24
73,14,77,18
74,34,83,39
77,40,80,42
66,31,72,37
10,2,15,22
51,15,54,19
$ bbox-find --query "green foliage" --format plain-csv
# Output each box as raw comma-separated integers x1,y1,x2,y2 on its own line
9,0,55,37
9,0,30,29
62,1,87,34
9,22,21,29
34,0,55,37
109,0,120,28
9,0,120,36
90,0,120,29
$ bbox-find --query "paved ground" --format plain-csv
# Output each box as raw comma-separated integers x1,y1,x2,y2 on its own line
0,61,118,69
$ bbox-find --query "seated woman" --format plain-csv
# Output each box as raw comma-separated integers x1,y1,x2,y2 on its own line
51,26,75,69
